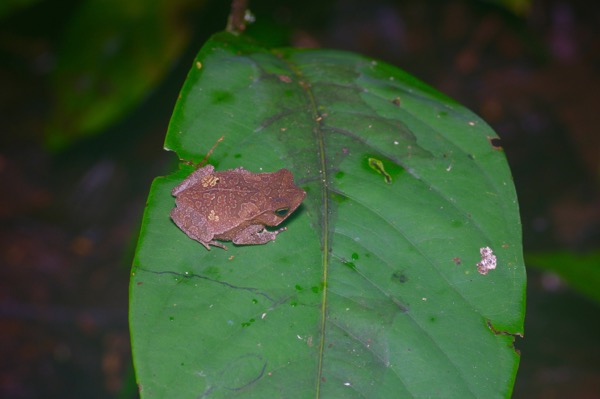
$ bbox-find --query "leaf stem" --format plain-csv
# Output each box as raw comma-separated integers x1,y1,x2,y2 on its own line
227,0,249,33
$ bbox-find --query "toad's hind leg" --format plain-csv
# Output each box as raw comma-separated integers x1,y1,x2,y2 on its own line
170,206,219,250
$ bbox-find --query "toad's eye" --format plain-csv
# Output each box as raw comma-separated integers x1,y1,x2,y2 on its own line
274,207,289,217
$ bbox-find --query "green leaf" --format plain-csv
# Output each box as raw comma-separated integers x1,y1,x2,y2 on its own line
480,0,533,15
0,0,41,19
526,251,600,304
130,32,525,398
46,0,195,148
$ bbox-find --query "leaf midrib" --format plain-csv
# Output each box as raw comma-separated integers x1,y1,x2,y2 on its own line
279,51,331,398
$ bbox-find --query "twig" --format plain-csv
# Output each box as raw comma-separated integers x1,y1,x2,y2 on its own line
197,135,224,168
227,0,249,33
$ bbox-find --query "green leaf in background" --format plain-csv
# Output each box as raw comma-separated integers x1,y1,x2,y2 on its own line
526,251,600,304
480,0,533,15
130,32,526,398
0,0,41,19
46,0,198,149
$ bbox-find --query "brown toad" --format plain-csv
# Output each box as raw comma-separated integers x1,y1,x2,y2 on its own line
170,165,306,250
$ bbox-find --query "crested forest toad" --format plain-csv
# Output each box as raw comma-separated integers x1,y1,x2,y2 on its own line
170,165,306,250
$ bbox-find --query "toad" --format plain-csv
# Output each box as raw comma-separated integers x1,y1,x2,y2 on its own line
170,165,306,250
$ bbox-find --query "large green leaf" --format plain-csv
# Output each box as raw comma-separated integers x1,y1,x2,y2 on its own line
130,32,525,398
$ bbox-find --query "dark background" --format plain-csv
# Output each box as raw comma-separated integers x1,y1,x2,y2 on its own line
1,0,598,398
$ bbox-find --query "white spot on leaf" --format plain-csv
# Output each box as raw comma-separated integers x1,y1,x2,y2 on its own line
477,246,497,275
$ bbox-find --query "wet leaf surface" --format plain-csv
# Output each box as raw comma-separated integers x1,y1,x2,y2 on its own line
130,32,525,398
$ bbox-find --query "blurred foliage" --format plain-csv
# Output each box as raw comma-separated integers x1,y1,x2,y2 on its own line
526,251,600,304
0,0,42,19
4,0,533,150
45,0,204,149
481,0,532,15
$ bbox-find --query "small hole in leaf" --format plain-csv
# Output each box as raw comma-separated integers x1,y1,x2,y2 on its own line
488,137,503,150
